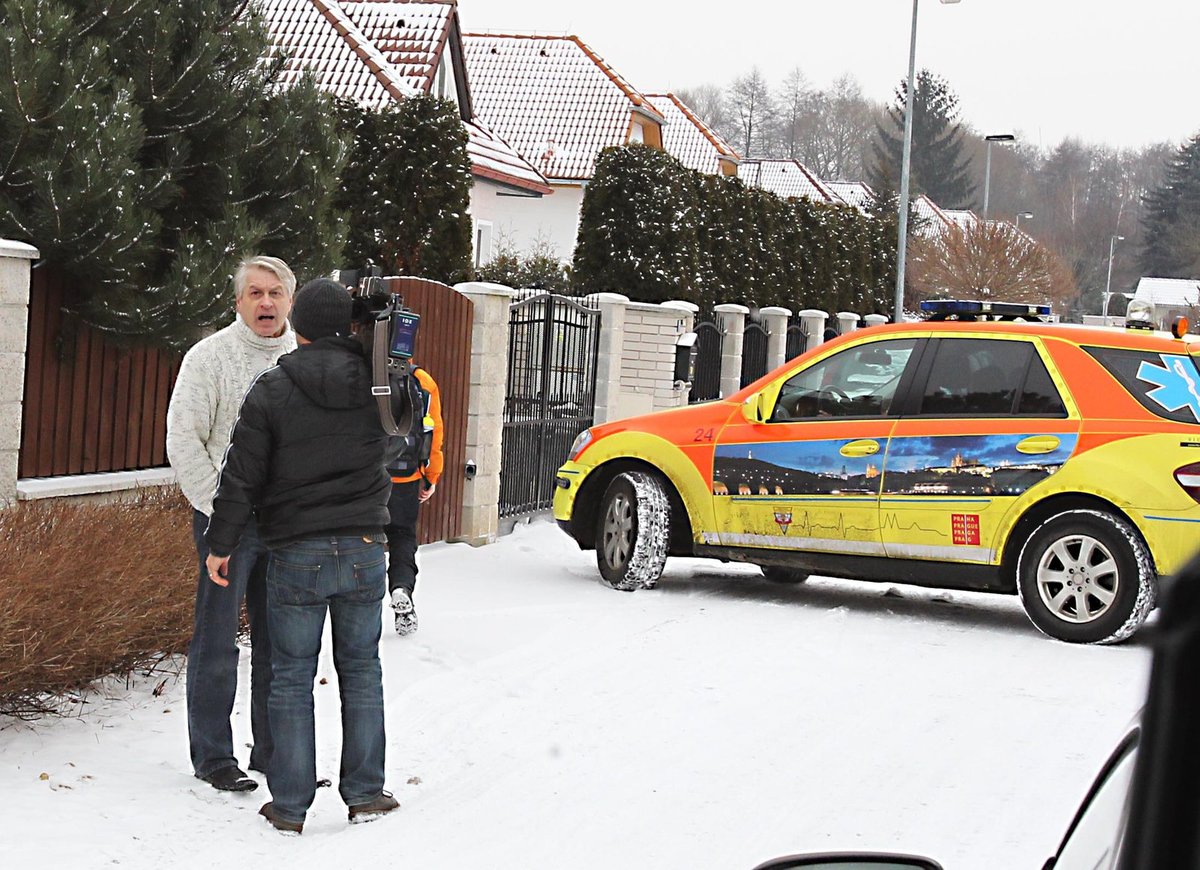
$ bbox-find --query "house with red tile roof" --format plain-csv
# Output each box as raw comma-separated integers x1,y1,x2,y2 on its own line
825,180,874,213
737,159,841,205
644,93,740,177
462,33,668,262
257,0,551,268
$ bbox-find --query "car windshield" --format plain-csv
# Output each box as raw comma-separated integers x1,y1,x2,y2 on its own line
773,339,917,419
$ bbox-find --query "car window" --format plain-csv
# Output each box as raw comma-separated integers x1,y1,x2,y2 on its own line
771,339,917,421
917,338,1065,417
1084,346,1200,424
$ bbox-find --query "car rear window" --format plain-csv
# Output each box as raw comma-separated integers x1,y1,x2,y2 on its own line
1085,346,1200,424
917,338,1066,417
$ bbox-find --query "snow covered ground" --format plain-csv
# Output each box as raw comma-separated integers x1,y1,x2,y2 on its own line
1,515,1151,869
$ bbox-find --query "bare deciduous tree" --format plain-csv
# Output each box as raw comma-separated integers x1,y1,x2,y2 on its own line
908,220,1077,312
728,67,775,158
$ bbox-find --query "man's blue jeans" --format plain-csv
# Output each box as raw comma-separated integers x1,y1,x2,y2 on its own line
187,510,273,778
265,535,388,825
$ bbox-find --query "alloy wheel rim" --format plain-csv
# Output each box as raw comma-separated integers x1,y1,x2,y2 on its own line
602,492,634,568
1036,533,1119,624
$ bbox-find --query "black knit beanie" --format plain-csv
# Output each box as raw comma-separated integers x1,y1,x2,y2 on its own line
291,278,352,341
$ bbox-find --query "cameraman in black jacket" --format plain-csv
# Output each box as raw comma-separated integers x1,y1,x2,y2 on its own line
205,278,399,834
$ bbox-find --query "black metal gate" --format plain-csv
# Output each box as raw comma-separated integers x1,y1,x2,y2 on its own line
500,293,601,517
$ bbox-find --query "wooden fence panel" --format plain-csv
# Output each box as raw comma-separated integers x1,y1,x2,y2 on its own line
19,268,182,479
385,277,473,546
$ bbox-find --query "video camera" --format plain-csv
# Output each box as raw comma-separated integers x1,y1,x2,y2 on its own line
335,265,423,440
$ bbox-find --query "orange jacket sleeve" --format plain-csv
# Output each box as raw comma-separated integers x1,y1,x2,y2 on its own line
416,366,444,486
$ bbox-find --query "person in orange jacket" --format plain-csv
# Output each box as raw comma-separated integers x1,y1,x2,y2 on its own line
384,364,443,635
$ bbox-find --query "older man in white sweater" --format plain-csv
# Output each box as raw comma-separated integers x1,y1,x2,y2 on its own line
167,255,296,792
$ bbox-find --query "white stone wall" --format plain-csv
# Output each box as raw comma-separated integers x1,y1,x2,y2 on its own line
0,240,38,506
614,301,692,418
591,295,695,424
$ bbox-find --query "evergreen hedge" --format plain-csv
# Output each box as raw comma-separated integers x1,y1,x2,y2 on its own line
336,96,473,285
573,145,896,316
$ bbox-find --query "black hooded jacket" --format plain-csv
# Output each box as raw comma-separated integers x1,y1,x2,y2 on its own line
205,336,392,556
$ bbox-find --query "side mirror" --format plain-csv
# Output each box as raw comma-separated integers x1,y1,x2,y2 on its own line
741,392,768,424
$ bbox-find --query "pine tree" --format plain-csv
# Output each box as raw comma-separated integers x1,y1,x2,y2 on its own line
1141,133,1200,278
0,0,347,348
870,69,974,209
336,96,472,284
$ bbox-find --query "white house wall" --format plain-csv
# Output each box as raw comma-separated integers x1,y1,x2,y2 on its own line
469,181,584,265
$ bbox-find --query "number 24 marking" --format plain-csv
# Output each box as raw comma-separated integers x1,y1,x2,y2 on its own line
693,428,715,442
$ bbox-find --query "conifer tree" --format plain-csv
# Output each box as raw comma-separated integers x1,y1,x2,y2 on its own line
336,96,473,284
870,69,974,209
1141,133,1200,278
0,0,347,348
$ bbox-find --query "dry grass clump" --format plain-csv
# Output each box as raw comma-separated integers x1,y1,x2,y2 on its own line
0,487,196,719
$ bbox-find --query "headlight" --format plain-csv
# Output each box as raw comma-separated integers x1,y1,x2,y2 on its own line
567,429,593,461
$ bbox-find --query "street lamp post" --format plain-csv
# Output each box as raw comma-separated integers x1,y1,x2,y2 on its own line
982,133,1015,221
1016,211,1033,230
1103,234,1125,321
894,0,961,323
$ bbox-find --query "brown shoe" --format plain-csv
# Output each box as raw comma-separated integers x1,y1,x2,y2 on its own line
259,802,303,834
347,790,399,823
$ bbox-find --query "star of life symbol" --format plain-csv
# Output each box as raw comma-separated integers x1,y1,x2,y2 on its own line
1136,354,1200,422
774,510,793,535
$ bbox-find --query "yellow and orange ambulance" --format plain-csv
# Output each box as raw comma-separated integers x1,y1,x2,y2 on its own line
554,301,1200,643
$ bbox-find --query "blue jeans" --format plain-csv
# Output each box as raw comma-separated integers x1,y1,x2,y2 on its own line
265,535,388,825
187,510,273,777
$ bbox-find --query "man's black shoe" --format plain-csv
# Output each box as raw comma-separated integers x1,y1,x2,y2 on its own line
201,766,258,792
347,790,399,823
259,802,303,834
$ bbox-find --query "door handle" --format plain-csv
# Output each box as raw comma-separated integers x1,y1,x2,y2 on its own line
839,439,881,457
1016,435,1061,455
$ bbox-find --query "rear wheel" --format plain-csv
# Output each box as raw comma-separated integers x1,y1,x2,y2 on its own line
595,471,670,591
1016,509,1155,644
759,565,810,584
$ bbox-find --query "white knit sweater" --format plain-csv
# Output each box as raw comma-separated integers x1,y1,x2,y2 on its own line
166,316,296,516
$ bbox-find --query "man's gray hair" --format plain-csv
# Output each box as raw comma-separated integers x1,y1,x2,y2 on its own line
234,255,297,299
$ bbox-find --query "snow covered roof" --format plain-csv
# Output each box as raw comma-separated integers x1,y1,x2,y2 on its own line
941,208,980,232
337,0,456,96
462,33,664,182
737,159,839,203
1133,276,1200,308
644,93,739,176
261,0,415,106
255,0,550,194
825,180,874,213
913,194,954,237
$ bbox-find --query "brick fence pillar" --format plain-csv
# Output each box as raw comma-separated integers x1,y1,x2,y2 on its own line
590,292,629,425
799,308,829,348
452,281,513,544
715,303,749,398
759,305,791,371
0,240,38,507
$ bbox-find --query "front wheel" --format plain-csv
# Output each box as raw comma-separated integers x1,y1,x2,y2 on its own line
1016,509,1156,644
595,471,669,591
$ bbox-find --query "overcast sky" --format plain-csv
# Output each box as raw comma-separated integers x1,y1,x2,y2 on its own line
462,0,1195,152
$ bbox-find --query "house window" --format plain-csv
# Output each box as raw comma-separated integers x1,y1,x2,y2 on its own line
474,220,493,268
629,121,644,144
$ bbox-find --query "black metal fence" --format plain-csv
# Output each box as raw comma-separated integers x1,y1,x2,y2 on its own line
739,318,770,387
786,323,808,361
500,293,601,517
689,312,722,403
